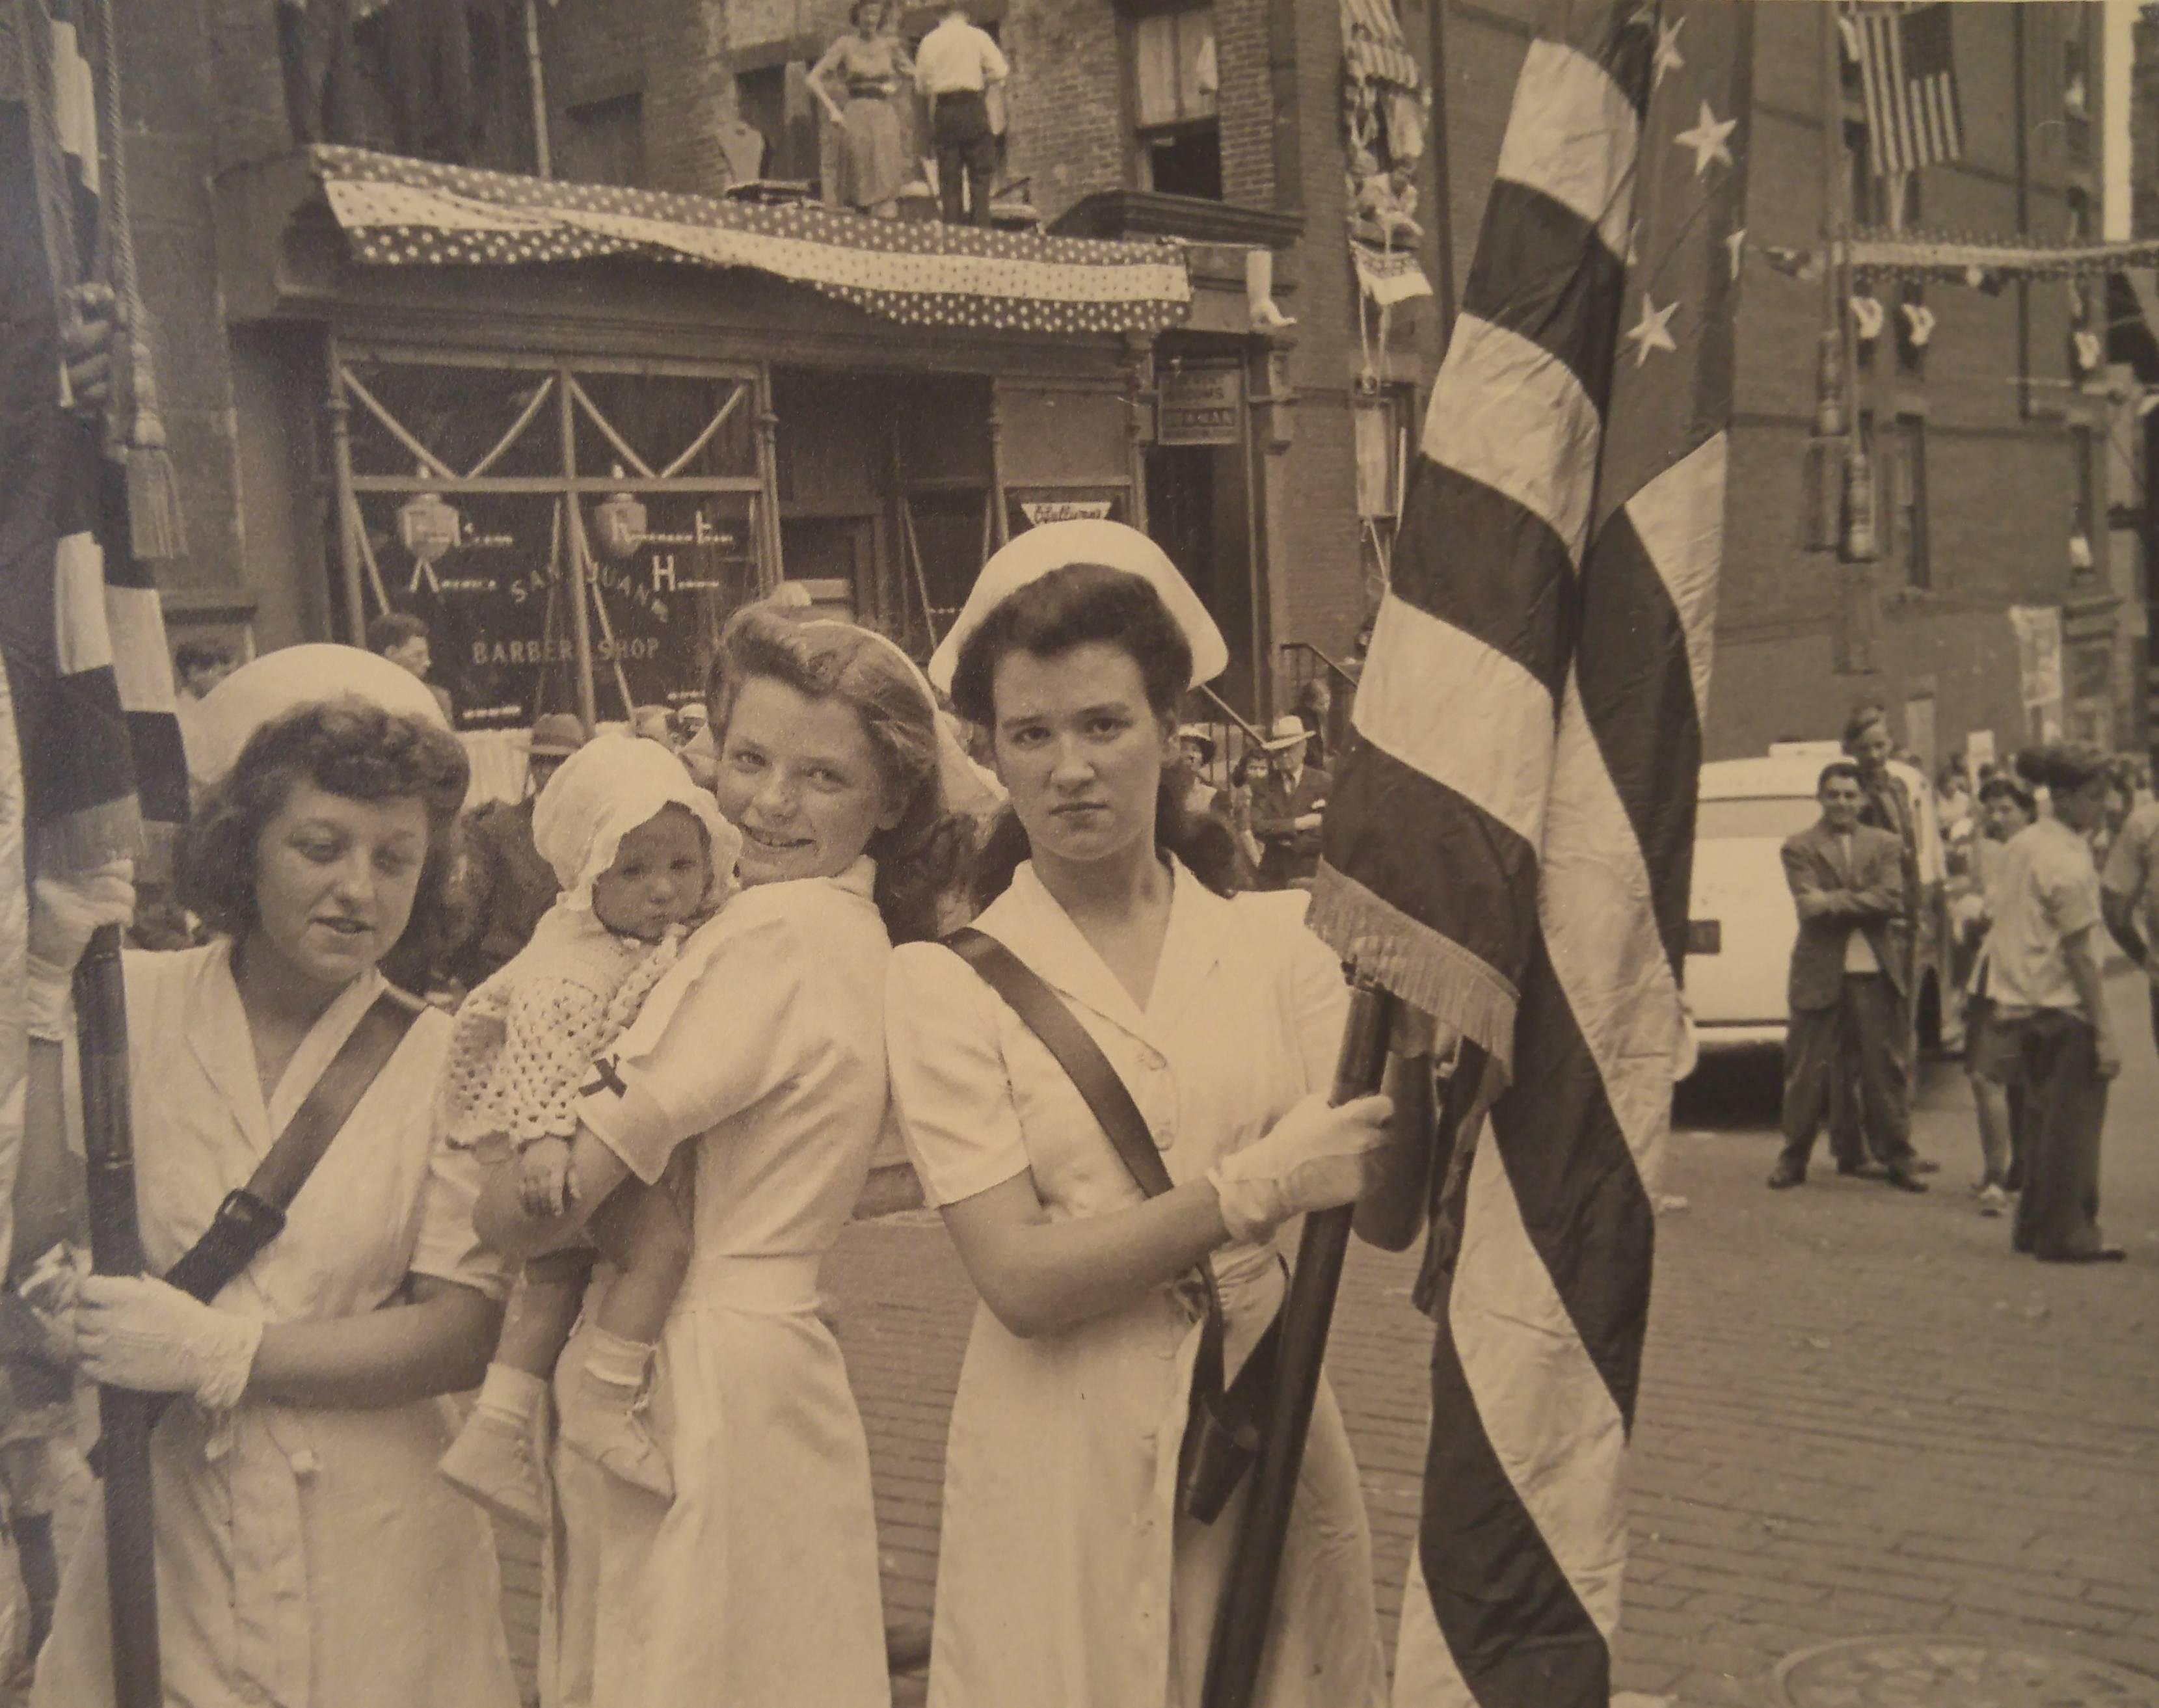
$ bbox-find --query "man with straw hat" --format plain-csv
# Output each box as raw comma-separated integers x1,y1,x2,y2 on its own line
1252,712,1330,890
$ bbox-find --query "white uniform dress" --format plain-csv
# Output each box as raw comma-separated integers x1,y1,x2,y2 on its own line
542,859,892,1708
34,943,518,1708
885,861,1387,1708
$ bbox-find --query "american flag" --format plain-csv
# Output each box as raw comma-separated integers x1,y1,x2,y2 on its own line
1,0,186,890
1307,1,1750,1703
1849,3,1963,178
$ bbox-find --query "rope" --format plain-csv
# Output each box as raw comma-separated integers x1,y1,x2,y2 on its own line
86,0,184,557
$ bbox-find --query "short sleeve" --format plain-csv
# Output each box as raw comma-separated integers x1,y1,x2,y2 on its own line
1239,890,1352,1093
2039,837,2103,939
982,33,1011,80
574,898,807,1185
411,1134,511,1301
2102,809,2154,900
885,942,1033,1208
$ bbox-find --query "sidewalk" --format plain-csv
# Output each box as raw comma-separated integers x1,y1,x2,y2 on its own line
825,966,2159,1706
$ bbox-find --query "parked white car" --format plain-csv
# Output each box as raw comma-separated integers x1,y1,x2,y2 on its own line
1683,747,1959,1069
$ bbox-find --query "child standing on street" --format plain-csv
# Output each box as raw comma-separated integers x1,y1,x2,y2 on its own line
437,732,741,1528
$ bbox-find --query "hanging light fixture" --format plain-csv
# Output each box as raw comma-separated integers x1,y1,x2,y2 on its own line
594,465,647,561
1801,332,1845,552
1840,444,1878,563
397,464,461,594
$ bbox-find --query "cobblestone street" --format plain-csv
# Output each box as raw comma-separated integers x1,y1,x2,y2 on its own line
823,965,2159,1707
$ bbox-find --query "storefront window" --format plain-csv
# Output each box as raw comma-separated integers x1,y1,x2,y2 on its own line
333,351,768,727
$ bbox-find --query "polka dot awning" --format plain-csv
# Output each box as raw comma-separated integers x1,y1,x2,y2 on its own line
312,146,1193,336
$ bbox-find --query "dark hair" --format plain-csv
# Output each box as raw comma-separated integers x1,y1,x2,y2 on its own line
1842,703,1890,749
704,603,971,945
176,699,470,991
366,611,429,655
950,561,1237,905
2020,741,2108,794
174,639,234,676
1816,760,1861,794
1977,775,2035,816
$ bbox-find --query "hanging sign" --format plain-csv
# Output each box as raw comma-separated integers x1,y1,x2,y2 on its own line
1019,499,1114,527
1158,367,1242,446
2008,605,2065,728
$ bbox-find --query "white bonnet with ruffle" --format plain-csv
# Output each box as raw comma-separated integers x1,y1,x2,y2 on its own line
531,732,742,913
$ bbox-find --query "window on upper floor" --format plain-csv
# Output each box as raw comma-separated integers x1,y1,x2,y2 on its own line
1892,413,1931,591
557,92,645,187
1127,3,1221,200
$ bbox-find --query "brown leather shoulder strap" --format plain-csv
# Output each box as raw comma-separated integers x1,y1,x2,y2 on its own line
944,929,1173,1198
161,989,423,1303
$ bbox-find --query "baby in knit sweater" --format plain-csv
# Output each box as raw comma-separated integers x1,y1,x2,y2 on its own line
438,732,742,1530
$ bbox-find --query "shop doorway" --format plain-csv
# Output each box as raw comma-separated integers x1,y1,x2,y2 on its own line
1145,438,1260,719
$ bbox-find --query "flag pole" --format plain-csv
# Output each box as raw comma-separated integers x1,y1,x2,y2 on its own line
1201,978,1395,1708
74,924,162,1708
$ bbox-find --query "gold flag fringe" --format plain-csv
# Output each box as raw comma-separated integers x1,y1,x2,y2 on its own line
1306,861,1520,1085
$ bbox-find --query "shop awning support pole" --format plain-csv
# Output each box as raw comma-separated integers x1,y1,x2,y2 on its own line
558,369,598,734
987,383,1010,548
524,0,551,180
755,366,784,593
325,337,366,645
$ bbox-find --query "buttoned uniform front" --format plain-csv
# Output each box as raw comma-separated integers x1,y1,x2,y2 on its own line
886,861,1386,1708
541,859,892,1708
33,944,518,1708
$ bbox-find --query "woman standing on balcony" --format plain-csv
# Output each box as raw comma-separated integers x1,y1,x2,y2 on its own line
810,1,915,219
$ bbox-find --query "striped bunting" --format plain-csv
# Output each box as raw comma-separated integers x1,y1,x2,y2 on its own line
1307,5,1750,1705
312,145,1192,338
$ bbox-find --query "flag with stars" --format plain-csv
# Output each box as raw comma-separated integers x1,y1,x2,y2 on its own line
1306,3,1750,1703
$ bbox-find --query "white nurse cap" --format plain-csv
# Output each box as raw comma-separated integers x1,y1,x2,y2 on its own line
925,520,1230,695
187,643,451,788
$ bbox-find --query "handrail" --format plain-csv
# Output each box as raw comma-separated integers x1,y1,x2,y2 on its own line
1276,639,1358,692
1195,683,1268,748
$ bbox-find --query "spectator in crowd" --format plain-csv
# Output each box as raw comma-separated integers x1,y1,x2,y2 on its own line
1769,761,1929,1194
1835,703,1936,1174
1220,745,1269,889
1965,774,2037,1216
2101,749,2159,1067
1936,758,1972,842
368,610,455,723
810,0,915,219
1292,676,1334,769
914,2,1008,226
450,712,587,987
1986,744,2124,1262
1174,725,1220,821
631,704,676,747
172,639,237,786
1252,712,1329,890
172,639,235,702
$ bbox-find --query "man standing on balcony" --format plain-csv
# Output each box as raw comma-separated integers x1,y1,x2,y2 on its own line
1252,714,1329,890
915,3,1008,226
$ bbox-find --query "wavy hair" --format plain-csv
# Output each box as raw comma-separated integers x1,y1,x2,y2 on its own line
704,604,972,945
176,698,470,991
949,561,1238,907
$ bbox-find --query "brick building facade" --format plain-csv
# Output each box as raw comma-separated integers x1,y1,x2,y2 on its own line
115,0,2121,764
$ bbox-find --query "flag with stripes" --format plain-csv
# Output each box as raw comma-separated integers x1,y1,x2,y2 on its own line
1307,2,1750,1703
2,0,187,889
1847,3,1962,178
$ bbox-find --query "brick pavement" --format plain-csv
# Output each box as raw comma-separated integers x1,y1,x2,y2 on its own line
821,964,2159,1707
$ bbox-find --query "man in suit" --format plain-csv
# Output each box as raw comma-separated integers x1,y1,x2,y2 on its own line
1770,761,1930,1193
1252,714,1330,889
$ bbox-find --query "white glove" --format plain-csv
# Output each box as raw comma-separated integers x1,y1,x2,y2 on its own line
27,861,135,1041
1209,1091,1393,1244
76,1274,261,1411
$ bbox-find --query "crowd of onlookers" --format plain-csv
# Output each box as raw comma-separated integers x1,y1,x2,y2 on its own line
1774,701,2149,1266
